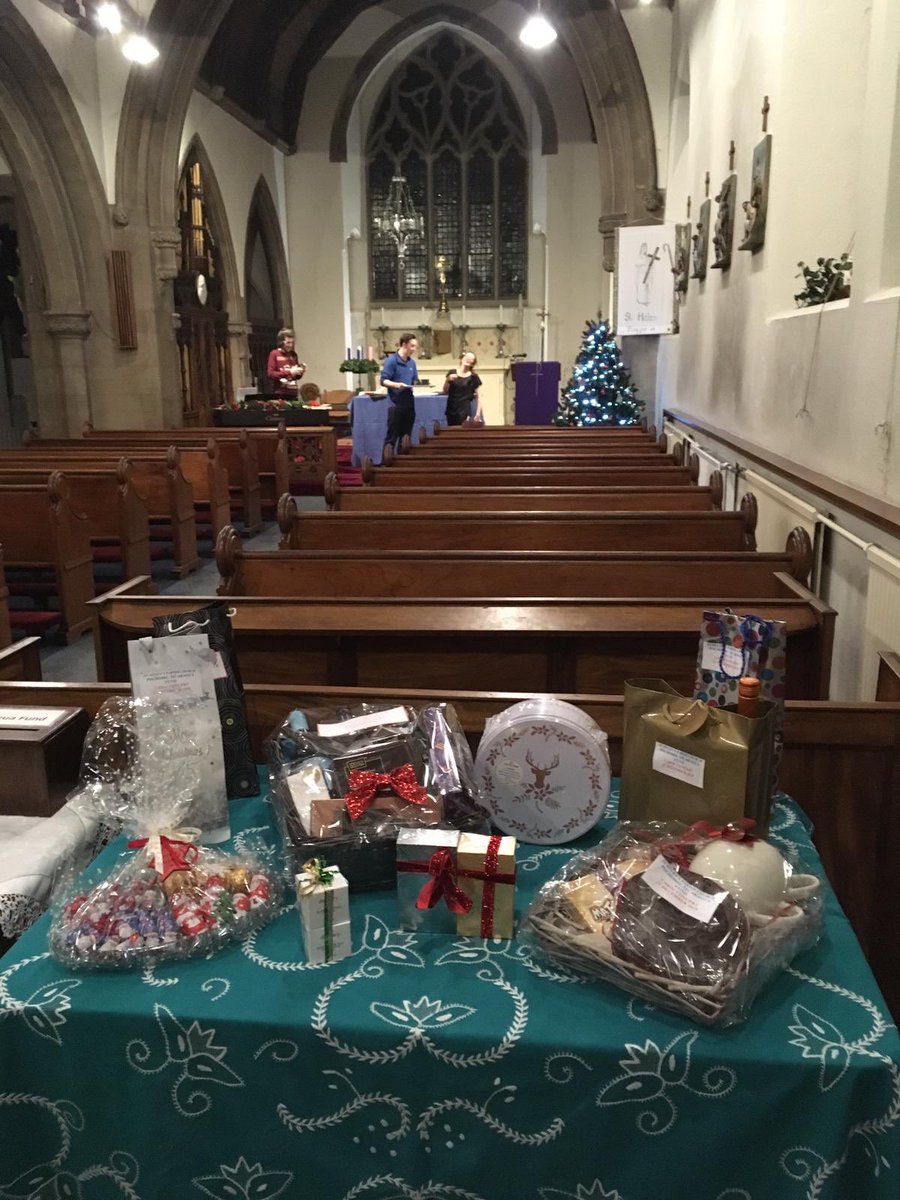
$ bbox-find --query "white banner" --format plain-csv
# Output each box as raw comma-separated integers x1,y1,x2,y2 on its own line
616,224,677,335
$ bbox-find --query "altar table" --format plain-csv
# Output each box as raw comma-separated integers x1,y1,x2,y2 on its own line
351,392,450,466
1,783,897,1200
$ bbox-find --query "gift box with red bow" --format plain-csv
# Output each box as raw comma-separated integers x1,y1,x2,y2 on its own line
396,829,468,933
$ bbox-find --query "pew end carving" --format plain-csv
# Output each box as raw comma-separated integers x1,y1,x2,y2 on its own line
739,491,759,549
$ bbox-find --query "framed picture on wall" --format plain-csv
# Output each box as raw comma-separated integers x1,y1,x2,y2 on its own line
739,133,773,252
616,224,677,335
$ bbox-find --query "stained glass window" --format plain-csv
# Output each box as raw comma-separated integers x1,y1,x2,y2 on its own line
367,32,528,302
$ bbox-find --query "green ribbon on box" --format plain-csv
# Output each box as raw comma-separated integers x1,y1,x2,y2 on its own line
298,857,337,962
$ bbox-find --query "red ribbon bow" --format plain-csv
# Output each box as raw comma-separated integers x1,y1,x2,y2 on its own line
397,849,472,914
659,818,757,870
127,833,199,881
687,818,757,844
345,763,428,822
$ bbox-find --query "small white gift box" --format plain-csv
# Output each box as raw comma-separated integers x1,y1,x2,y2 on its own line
295,860,351,964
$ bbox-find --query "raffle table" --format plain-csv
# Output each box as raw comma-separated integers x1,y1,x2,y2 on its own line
1,782,897,1200
351,393,449,466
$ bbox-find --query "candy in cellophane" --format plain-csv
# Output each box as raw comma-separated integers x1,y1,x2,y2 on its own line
48,697,279,969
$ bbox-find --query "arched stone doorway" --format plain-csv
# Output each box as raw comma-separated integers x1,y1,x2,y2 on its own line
244,176,293,388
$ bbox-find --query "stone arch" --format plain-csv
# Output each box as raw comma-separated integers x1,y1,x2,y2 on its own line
329,4,560,163
244,176,292,327
0,2,112,434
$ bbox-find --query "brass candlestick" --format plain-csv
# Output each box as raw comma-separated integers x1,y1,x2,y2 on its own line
495,323,508,359
435,255,450,315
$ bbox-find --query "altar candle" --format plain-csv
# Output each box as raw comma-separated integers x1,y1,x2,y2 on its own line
462,305,467,323
346,347,351,360
356,345,362,359
421,307,426,326
367,345,374,361
499,304,504,323
380,308,385,326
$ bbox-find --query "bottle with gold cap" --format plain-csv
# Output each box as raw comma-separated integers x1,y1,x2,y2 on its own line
736,676,761,719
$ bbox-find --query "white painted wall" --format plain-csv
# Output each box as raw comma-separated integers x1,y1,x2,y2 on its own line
621,3,673,184
657,0,900,505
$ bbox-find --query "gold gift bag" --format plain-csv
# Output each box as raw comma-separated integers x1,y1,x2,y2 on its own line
619,679,776,831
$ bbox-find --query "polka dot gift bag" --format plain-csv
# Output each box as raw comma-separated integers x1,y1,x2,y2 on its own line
693,609,786,794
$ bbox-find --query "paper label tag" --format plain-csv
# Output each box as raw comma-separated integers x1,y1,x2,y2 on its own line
287,765,332,833
701,639,744,677
652,742,705,789
129,635,215,702
642,855,727,923
317,706,410,737
0,707,68,729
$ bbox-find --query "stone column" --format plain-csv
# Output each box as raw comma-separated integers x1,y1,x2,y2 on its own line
151,225,185,427
42,310,92,436
227,320,253,392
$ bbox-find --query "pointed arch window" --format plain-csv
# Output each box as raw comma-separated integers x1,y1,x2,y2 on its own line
367,32,528,303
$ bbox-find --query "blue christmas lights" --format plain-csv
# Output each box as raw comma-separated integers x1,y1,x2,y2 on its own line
554,320,643,427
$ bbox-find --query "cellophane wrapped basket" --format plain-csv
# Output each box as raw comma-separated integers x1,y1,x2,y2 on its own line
268,701,490,889
48,697,280,969
522,819,822,1026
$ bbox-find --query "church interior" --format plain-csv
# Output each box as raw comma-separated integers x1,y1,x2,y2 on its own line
0,2,899,1195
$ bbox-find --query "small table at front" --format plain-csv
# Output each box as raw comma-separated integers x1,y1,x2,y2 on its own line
0,784,897,1200
351,392,449,466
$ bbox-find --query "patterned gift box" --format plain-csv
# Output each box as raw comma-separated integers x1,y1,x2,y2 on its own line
395,829,464,933
456,832,517,939
295,860,351,964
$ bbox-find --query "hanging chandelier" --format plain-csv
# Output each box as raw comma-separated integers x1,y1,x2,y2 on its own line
372,172,424,271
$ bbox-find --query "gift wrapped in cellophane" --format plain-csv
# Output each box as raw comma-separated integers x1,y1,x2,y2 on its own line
48,698,280,970
268,701,490,889
521,819,822,1026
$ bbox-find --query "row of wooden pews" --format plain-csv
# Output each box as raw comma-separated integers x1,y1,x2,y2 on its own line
0,425,299,645
86,423,831,699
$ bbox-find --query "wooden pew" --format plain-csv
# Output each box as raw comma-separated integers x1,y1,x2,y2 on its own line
89,579,834,699
0,458,151,579
383,444,670,466
83,427,262,535
0,543,11,647
0,676,893,1018
0,474,95,640
25,435,231,542
0,447,199,577
277,498,760,554
216,525,811,599
362,459,698,489
283,424,338,491
325,476,718,513
0,637,42,679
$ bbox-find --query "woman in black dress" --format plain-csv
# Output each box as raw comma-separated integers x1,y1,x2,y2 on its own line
442,352,483,425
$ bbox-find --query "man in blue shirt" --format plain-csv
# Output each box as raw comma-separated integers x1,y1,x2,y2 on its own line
380,332,419,450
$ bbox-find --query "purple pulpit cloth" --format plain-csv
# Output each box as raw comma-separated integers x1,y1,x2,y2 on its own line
512,361,561,425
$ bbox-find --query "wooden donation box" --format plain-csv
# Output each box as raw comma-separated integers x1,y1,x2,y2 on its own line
0,707,90,816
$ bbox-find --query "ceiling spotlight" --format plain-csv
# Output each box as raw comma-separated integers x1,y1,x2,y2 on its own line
95,3,123,34
519,3,557,50
122,34,160,65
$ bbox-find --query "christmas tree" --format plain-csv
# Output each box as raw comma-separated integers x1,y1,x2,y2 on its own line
554,319,643,426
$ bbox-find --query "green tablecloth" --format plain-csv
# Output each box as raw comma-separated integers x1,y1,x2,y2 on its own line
1,784,898,1200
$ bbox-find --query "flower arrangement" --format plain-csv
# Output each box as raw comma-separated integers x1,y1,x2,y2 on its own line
230,396,317,414
338,358,381,375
